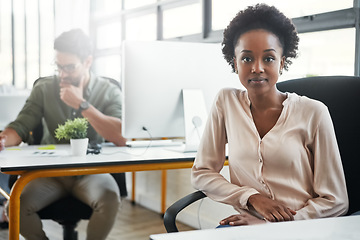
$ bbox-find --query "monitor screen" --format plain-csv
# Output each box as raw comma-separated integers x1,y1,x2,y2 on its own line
0,94,29,130
121,40,241,147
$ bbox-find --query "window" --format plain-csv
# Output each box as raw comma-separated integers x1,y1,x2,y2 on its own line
39,0,55,80
97,22,122,49
212,0,354,31
280,28,355,81
4,0,359,90
125,13,157,40
92,0,122,19
93,55,121,81
26,0,40,88
0,0,13,86
13,0,26,89
163,3,202,39
124,0,156,10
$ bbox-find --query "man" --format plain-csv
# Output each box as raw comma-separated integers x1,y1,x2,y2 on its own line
0,29,126,240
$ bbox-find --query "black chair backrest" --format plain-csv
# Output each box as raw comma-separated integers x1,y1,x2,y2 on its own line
277,75,360,215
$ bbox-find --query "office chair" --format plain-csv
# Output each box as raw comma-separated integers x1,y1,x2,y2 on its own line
8,76,127,240
163,75,360,233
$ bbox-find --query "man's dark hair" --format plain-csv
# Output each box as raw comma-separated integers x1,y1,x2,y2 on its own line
54,28,93,61
222,4,299,72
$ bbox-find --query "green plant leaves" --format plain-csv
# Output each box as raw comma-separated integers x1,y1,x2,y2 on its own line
55,118,89,140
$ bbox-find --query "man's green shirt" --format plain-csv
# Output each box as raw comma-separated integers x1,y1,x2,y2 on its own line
7,73,122,144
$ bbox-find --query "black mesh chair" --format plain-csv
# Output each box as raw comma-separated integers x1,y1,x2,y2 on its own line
8,77,127,240
163,76,360,233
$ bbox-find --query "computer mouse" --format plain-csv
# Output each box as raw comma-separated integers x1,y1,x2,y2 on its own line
88,142,102,150
87,142,102,154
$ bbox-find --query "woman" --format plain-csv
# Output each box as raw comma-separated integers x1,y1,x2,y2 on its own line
191,4,348,226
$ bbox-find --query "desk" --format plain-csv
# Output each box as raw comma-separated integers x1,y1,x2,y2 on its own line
150,215,360,240
0,144,197,240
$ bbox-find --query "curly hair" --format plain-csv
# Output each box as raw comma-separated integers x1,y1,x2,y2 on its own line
54,29,93,61
222,4,299,72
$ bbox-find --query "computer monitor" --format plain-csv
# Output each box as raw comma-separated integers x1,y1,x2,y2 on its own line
0,94,29,130
121,40,241,151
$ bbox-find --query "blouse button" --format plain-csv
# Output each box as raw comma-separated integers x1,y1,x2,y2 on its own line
259,158,263,163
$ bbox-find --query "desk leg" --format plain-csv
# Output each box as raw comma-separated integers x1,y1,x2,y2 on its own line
132,170,166,216
131,172,136,205
8,174,29,240
8,191,21,240
161,170,167,216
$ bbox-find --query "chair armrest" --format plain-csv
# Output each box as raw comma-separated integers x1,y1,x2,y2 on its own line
163,190,206,233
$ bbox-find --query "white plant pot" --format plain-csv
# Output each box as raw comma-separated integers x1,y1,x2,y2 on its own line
70,138,89,156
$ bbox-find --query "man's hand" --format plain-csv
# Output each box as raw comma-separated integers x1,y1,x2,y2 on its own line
59,77,84,109
219,212,266,226
0,128,22,151
248,194,296,222
0,135,6,152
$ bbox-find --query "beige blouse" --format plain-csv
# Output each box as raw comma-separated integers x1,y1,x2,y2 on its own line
191,88,348,220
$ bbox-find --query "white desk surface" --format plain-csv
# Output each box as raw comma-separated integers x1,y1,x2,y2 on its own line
1,143,197,240
150,215,360,240
0,144,196,172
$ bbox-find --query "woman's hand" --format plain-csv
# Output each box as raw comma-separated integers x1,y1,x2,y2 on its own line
248,194,296,222
219,211,266,226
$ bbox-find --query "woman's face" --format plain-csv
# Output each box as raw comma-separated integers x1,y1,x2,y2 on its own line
233,29,285,95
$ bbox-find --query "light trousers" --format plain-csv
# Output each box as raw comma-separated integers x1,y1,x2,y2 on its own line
8,174,120,240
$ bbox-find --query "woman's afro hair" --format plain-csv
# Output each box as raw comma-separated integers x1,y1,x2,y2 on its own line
222,4,299,72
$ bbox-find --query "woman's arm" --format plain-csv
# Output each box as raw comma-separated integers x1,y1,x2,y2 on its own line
191,89,260,211
295,107,348,219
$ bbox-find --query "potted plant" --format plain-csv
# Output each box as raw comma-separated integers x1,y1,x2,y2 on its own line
55,118,89,156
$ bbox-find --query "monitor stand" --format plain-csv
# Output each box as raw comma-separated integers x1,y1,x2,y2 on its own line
180,89,208,152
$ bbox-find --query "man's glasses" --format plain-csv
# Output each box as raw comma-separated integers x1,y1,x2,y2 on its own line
54,63,80,74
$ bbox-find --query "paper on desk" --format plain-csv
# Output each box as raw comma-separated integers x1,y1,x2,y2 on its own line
28,150,69,157
2,146,69,157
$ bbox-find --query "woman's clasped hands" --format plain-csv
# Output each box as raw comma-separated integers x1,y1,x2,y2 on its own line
220,194,297,226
